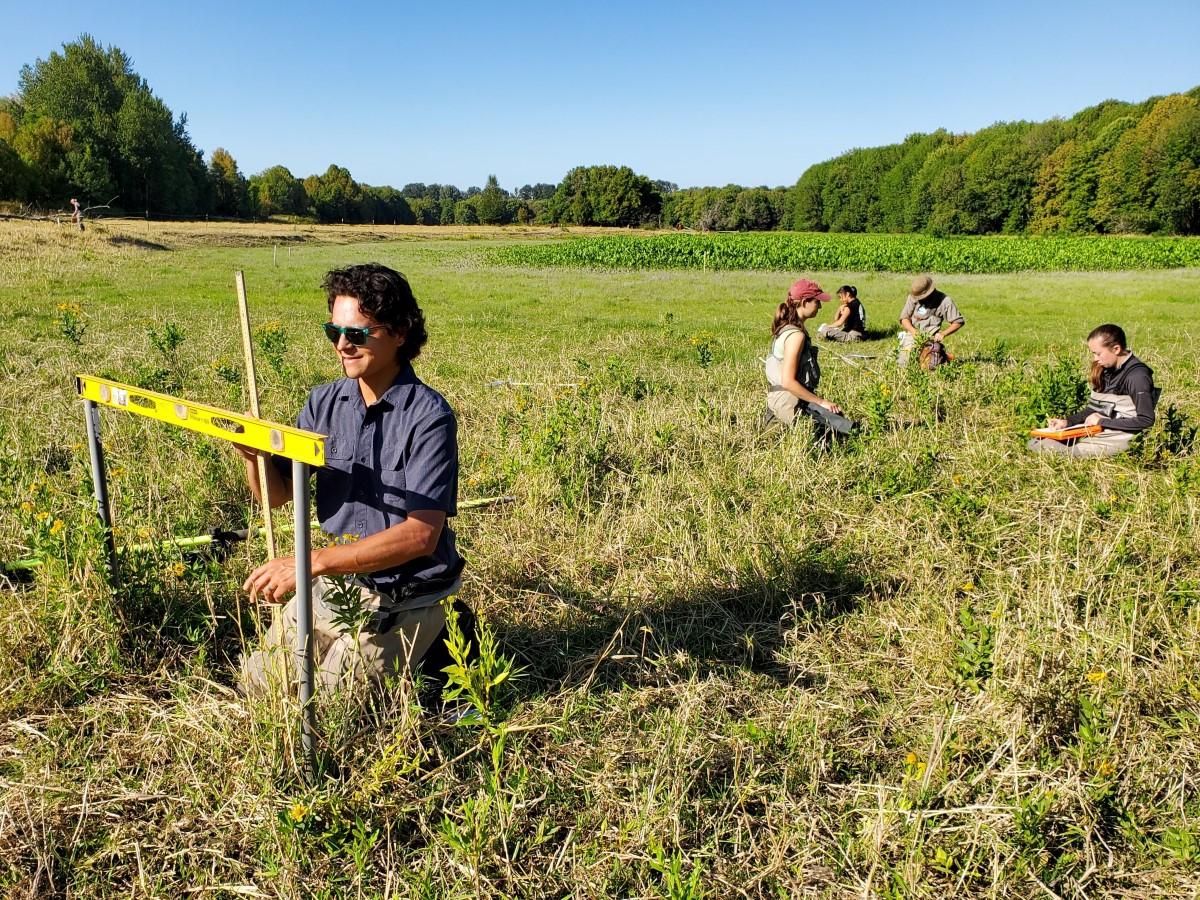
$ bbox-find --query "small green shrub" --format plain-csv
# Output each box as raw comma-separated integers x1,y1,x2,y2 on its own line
1015,356,1088,427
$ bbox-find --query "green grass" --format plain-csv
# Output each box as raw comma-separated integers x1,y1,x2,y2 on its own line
2,218,1200,897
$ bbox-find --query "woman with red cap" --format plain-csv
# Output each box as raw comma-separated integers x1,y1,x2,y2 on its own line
765,279,854,440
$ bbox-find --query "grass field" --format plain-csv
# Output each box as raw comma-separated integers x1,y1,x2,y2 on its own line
2,218,1200,898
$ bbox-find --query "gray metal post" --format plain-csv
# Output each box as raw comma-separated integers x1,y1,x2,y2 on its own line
83,399,119,583
292,460,317,778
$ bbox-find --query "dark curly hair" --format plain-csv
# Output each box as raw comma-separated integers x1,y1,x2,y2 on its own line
321,263,428,361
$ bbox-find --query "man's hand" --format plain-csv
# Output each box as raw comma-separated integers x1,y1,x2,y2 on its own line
1047,418,1068,430
234,443,268,464
243,555,299,604
817,399,843,415
1084,413,1103,427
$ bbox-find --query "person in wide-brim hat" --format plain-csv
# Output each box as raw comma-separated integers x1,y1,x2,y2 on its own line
897,274,965,365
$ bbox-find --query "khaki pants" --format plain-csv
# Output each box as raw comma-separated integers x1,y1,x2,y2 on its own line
817,324,863,343
1027,429,1135,459
239,576,449,697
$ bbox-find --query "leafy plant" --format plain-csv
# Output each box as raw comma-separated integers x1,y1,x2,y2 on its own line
148,321,185,359
1015,355,1088,427
440,599,522,734
953,601,995,693
54,302,87,345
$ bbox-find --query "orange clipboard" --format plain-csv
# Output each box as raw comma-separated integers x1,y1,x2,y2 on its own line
1028,424,1103,441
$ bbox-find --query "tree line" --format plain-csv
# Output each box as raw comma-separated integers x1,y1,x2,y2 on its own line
2,37,1198,234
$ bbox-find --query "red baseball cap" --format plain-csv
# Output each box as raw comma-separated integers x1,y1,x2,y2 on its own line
787,279,831,303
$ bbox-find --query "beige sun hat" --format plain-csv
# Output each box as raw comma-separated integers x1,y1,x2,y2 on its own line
910,275,936,301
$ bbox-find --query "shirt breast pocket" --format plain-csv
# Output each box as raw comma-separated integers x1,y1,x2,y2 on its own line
379,447,408,520
315,438,353,522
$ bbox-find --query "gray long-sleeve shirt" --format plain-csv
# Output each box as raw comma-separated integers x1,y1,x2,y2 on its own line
1066,354,1157,432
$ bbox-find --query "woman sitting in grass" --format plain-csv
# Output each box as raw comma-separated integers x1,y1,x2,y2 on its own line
765,279,854,442
817,285,866,342
1028,323,1158,459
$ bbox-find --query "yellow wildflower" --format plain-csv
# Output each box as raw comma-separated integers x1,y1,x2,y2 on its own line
35,511,49,523
905,751,919,766
288,802,310,822
169,562,186,578
1086,670,1107,684
20,501,34,514
49,519,65,535
137,527,151,540
1097,760,1115,777
960,581,976,593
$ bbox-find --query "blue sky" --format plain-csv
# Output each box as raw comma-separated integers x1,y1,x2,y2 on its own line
2,1,1198,191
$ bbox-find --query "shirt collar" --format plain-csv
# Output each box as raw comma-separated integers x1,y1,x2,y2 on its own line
334,361,418,410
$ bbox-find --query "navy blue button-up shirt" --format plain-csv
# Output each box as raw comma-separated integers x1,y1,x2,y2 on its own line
276,362,461,595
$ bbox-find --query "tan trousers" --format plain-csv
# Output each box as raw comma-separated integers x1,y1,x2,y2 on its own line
1027,429,1134,459
239,576,448,696
817,324,863,343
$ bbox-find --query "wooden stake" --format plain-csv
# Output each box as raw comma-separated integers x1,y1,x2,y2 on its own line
235,270,277,559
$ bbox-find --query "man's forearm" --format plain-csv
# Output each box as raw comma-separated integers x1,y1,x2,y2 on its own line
939,321,963,339
244,454,292,509
312,514,443,578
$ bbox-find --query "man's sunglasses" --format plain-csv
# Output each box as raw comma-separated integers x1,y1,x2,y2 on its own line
322,322,388,346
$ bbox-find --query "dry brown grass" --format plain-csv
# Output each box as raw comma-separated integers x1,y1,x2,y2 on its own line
1,222,1199,897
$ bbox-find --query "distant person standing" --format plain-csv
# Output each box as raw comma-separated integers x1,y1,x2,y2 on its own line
817,285,866,342
898,275,963,365
1028,323,1157,459
69,198,83,231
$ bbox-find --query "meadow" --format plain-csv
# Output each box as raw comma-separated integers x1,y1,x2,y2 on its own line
1,218,1199,898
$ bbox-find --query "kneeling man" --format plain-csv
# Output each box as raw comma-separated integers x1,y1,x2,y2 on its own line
237,263,463,695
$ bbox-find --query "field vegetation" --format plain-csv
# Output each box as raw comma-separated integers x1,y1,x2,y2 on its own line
2,218,1200,897
495,231,1200,274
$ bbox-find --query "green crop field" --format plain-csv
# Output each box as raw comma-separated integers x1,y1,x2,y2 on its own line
2,218,1200,898
494,231,1200,274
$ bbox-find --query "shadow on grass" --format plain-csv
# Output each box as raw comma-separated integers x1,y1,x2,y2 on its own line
492,547,884,698
106,235,170,251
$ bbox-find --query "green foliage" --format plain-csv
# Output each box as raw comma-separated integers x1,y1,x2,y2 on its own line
440,599,521,734
1136,403,1199,461
254,321,290,376
952,600,995,693
304,164,362,223
248,164,307,218
475,174,509,225
495,231,1200,274
648,839,705,900
1014,356,1088,427
321,574,374,636
688,331,716,369
148,321,185,359
547,164,663,227
53,301,87,345
786,90,1200,236
207,147,248,217
12,35,206,211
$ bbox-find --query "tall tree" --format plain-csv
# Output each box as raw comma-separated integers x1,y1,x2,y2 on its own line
249,164,306,217
207,147,247,216
476,174,508,224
